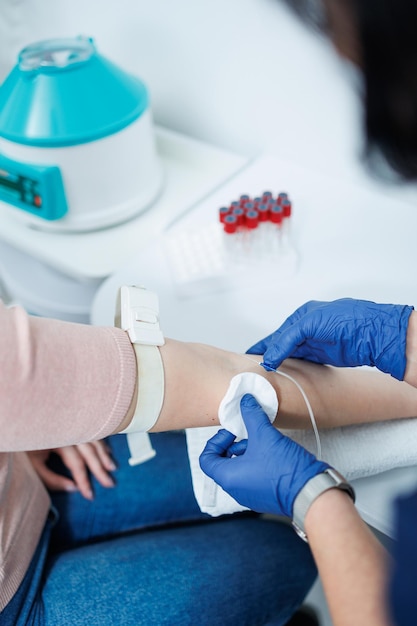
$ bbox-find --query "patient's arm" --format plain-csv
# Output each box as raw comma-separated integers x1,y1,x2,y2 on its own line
2,300,416,453
118,338,417,433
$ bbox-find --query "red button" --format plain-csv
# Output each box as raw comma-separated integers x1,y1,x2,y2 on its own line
34,195,42,207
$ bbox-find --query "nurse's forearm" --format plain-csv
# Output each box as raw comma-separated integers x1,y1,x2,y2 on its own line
122,339,417,433
305,489,391,626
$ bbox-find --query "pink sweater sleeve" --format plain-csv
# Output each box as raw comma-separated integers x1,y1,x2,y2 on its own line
0,302,137,451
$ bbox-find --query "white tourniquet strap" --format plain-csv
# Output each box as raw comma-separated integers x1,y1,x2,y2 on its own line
121,343,165,434
115,285,165,466
122,343,165,466
125,432,157,466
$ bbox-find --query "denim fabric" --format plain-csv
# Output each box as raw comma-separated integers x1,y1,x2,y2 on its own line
48,431,209,551
389,488,417,626
2,432,317,625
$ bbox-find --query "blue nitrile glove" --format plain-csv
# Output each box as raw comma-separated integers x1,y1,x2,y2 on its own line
199,394,329,518
247,298,414,380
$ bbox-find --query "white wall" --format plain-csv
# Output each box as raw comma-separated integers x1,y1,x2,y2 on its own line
0,0,365,182
2,0,416,201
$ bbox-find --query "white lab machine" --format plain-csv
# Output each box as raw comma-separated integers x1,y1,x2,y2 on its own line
0,37,246,320
0,36,162,232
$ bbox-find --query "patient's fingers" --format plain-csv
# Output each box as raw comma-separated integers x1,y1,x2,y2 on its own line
57,442,115,500
28,450,78,493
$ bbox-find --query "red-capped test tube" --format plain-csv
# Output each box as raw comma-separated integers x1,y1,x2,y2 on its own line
281,199,292,217
223,214,237,234
219,206,230,223
270,204,283,225
257,203,270,222
223,214,240,260
244,201,255,212
232,207,245,226
270,204,284,254
245,209,259,230
219,189,293,263
257,203,270,250
244,209,259,255
277,192,288,206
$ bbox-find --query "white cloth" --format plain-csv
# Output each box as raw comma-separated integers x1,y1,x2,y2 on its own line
283,417,417,481
187,372,417,517
186,373,278,516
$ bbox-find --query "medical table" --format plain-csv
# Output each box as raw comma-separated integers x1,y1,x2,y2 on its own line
91,153,417,540
0,127,247,320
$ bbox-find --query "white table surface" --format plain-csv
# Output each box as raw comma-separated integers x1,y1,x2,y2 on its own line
92,154,417,538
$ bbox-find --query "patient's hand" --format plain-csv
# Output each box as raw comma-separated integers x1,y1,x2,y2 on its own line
27,440,116,500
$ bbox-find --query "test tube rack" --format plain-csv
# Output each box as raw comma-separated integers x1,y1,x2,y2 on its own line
164,190,297,298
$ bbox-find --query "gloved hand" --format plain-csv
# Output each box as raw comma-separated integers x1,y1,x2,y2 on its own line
247,298,414,380
199,394,329,517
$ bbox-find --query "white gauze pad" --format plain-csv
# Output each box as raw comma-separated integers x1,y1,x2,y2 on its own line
218,372,278,439
186,371,278,516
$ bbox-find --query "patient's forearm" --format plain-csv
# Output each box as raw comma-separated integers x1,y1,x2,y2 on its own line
119,339,417,433
275,358,417,428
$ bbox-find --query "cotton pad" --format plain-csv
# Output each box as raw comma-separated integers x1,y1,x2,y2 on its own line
218,371,278,439
185,371,279,516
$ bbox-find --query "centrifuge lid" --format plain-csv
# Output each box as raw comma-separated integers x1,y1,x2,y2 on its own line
0,36,149,147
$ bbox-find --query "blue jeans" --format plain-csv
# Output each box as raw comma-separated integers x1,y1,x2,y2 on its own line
2,432,316,625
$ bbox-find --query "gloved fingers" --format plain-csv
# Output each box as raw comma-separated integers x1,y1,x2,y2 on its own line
199,430,235,479
240,394,278,439
262,323,308,369
227,439,248,457
199,452,228,482
200,428,236,458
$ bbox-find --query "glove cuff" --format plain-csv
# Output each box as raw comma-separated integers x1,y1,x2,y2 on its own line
377,304,414,380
